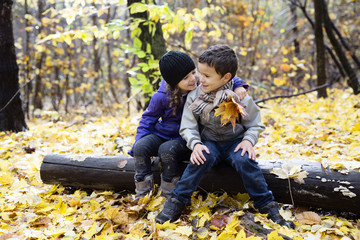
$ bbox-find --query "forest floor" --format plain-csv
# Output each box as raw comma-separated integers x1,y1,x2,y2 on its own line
0,88,359,239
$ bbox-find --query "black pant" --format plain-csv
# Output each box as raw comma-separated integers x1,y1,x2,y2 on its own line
133,134,191,182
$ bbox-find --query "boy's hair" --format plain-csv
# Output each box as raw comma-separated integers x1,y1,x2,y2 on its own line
198,44,238,79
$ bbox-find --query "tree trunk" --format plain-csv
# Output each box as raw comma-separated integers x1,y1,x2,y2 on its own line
322,0,360,95
127,0,167,92
0,0,28,132
314,0,327,98
23,0,31,119
40,154,360,214
295,0,346,78
105,4,119,104
290,2,300,56
33,0,45,110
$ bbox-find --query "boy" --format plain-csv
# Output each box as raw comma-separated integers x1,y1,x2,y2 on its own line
155,45,294,228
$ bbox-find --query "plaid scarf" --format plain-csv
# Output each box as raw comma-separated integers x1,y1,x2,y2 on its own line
189,80,239,120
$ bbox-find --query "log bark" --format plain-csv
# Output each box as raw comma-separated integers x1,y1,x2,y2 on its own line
40,154,360,214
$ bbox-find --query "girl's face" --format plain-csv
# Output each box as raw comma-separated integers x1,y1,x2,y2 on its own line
177,69,198,94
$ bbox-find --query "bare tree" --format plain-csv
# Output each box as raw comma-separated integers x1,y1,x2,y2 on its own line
0,0,28,132
313,0,327,98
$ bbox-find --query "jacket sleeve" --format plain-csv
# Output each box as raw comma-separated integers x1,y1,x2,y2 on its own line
233,76,250,91
128,92,165,156
179,89,202,150
134,92,165,142
241,95,265,146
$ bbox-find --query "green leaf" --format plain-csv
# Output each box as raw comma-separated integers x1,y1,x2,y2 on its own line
128,77,138,86
133,37,142,49
136,50,146,58
129,3,147,14
185,30,193,46
137,73,147,82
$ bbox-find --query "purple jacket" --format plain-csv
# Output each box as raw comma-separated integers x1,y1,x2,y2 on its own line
128,77,249,156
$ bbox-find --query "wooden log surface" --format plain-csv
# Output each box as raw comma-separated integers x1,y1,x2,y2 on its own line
40,154,360,214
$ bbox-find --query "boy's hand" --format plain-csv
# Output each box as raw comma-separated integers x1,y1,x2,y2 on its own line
191,143,210,165
234,86,247,100
234,140,256,161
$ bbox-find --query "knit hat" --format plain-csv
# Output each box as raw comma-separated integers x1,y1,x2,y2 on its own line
159,51,196,88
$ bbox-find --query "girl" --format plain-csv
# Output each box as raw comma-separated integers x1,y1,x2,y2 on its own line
128,51,249,200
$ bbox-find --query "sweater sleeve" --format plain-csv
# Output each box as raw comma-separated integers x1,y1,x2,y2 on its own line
233,76,250,91
179,89,202,150
240,95,265,146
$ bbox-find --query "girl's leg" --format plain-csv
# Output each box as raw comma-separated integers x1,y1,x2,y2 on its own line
158,140,191,197
133,134,164,199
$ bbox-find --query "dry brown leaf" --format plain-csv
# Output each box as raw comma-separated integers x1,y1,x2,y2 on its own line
210,215,228,229
295,211,321,225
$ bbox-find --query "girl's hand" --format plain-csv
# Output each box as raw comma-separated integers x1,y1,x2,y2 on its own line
234,140,256,161
234,87,247,100
190,143,210,165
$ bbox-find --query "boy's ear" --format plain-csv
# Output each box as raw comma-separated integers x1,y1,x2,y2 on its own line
222,72,232,82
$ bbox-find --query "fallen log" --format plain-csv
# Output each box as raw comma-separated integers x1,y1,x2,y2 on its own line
40,154,360,214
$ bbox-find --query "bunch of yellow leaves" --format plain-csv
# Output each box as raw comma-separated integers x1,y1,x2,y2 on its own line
214,95,248,131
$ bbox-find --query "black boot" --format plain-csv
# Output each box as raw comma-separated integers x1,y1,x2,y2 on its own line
155,197,185,224
259,201,295,229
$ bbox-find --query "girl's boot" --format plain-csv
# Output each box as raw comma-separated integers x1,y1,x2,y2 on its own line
135,175,153,200
160,176,180,198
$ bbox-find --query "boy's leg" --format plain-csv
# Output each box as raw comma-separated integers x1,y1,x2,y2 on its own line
158,140,191,198
133,134,164,199
172,140,222,204
225,140,294,228
224,140,273,209
156,141,221,223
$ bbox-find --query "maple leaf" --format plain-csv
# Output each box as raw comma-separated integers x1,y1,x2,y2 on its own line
270,161,308,184
214,96,248,132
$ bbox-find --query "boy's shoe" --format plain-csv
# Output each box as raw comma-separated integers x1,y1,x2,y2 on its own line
135,175,153,200
259,201,295,229
160,177,180,199
155,197,185,224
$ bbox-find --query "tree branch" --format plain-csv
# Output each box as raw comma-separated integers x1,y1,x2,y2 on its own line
254,83,330,104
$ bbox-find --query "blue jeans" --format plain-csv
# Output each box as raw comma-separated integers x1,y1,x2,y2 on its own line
172,139,274,209
133,134,191,182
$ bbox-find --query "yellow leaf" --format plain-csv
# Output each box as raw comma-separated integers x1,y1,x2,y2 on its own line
352,122,360,131
267,230,285,240
0,173,13,185
214,96,248,132
82,222,97,239
240,50,247,56
235,229,246,239
156,221,177,230
270,66,277,74
174,226,192,237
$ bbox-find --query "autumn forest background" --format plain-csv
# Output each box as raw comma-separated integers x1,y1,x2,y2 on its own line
0,0,360,239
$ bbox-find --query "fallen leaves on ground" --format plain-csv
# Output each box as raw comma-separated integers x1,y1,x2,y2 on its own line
0,89,359,239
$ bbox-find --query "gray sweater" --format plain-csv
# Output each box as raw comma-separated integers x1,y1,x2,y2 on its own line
180,86,265,150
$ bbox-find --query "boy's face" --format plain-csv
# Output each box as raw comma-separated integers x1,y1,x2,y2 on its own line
177,69,198,94
198,63,230,93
